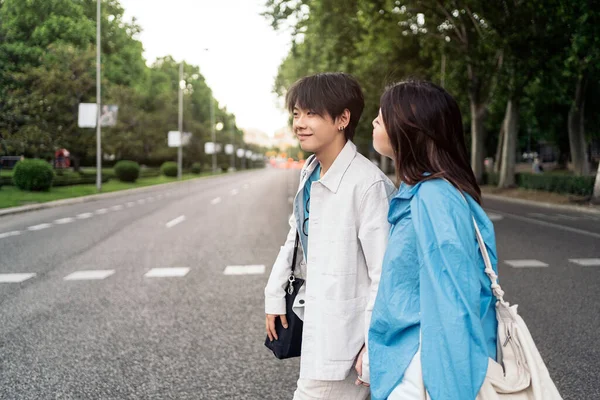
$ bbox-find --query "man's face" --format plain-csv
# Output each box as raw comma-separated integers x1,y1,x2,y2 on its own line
292,105,340,154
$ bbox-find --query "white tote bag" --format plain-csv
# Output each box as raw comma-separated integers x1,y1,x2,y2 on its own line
392,200,563,399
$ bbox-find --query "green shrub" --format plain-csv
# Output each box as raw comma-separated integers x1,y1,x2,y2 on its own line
12,159,55,191
191,162,202,174
220,163,230,172
114,160,140,182
516,173,594,196
161,161,178,177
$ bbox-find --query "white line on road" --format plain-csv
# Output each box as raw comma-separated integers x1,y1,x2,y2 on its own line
110,205,124,211
0,231,21,239
146,197,155,202
137,199,146,204
505,260,549,268
126,202,136,208
77,212,93,219
166,215,186,228
64,270,115,281
487,209,600,240
95,208,108,215
54,217,75,225
569,258,600,267
211,197,222,205
144,267,190,278
486,212,504,221
231,189,239,196
0,273,36,283
224,265,266,275
27,223,52,231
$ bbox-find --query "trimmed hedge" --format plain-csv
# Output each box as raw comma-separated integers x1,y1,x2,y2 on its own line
12,159,55,191
483,172,594,196
160,161,178,177
191,162,202,174
516,173,594,196
114,160,140,183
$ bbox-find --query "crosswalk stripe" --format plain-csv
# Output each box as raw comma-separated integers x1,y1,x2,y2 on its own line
504,259,549,268
569,258,600,267
64,270,115,281
0,273,36,283
144,268,190,278
223,265,266,275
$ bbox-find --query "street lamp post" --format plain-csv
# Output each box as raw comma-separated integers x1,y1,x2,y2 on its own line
230,127,236,171
210,97,216,173
177,62,184,180
96,0,102,191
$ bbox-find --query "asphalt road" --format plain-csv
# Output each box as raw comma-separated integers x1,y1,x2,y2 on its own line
0,168,598,399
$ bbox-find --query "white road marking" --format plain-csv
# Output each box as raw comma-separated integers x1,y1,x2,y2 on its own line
0,231,21,239
504,260,549,268
77,213,93,219
27,223,52,231
110,205,124,211
569,258,600,267
231,189,239,196
126,202,136,208
144,268,190,278
166,215,186,228
242,184,249,189
54,217,75,225
137,199,146,204
0,273,36,283
487,209,600,240
95,208,108,215
64,270,115,281
486,212,503,221
223,265,266,275
211,197,222,205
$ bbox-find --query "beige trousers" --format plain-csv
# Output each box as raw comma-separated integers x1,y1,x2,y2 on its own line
293,370,371,400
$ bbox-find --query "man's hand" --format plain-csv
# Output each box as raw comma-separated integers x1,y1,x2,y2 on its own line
265,314,288,341
354,345,370,387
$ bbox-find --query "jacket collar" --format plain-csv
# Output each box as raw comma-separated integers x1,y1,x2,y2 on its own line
318,140,357,193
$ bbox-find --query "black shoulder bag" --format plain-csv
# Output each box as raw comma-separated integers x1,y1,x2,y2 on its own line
264,232,305,359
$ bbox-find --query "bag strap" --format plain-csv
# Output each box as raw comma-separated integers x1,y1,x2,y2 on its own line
291,231,300,274
442,179,509,308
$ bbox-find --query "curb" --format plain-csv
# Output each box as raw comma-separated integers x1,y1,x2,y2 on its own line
0,174,221,218
483,193,600,216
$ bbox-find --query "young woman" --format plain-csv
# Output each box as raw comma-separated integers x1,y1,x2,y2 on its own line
368,80,499,400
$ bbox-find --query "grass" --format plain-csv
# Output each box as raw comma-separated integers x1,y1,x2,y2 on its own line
0,173,214,209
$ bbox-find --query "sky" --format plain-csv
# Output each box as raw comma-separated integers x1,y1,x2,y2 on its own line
119,0,292,136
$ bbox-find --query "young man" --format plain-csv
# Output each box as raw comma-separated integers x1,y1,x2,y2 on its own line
265,73,396,400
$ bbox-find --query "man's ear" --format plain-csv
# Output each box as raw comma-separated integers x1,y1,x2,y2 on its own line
337,109,351,129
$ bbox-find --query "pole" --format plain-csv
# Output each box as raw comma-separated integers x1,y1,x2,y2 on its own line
230,127,235,171
178,62,183,180
210,96,216,173
96,0,102,191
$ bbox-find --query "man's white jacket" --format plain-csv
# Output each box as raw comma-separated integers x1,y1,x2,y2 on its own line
265,141,396,382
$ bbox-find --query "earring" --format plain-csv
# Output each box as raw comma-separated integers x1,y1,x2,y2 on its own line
339,126,345,131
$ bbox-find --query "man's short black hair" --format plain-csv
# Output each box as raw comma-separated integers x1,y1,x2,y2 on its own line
286,72,365,141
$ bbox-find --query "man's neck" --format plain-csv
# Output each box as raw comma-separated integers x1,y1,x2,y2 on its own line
315,137,347,178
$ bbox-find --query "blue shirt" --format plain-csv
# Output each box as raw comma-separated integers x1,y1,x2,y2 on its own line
369,179,498,400
300,164,320,255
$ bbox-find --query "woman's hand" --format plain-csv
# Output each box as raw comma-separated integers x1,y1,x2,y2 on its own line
354,345,370,387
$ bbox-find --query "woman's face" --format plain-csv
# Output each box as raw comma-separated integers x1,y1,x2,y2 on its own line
372,108,394,159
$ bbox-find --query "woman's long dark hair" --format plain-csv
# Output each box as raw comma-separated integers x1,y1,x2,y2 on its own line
381,80,482,204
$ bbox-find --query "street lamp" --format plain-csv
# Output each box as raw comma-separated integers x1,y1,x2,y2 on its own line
177,62,185,180
214,122,223,173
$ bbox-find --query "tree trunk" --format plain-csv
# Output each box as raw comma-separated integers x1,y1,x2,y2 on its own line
498,98,520,188
592,162,600,204
494,123,505,174
568,73,589,176
470,100,486,183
